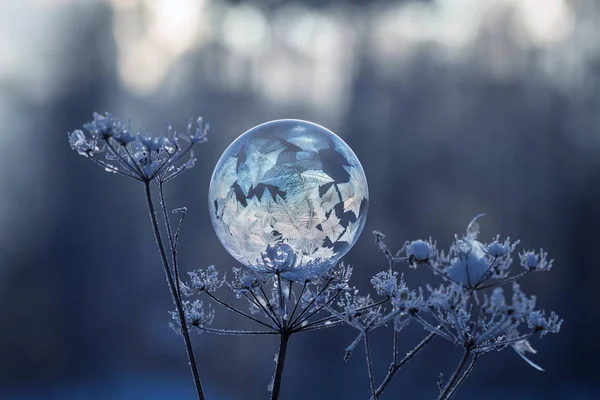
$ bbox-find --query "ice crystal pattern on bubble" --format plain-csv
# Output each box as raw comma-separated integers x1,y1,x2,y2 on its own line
209,119,369,273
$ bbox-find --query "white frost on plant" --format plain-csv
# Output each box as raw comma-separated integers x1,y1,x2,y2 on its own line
406,239,433,262
68,112,208,182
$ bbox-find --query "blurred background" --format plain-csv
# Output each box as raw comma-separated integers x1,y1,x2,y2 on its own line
0,0,598,398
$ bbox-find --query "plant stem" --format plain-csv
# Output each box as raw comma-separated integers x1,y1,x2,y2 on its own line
158,181,181,297
364,331,377,399
445,354,478,400
270,332,290,400
438,349,471,400
144,182,206,400
372,331,436,399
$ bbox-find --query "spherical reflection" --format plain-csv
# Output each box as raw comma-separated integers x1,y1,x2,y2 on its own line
209,119,368,272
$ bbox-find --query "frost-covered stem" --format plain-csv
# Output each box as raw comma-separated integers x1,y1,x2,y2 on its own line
291,290,340,329
473,256,499,288
288,281,308,323
290,277,333,327
294,319,345,333
372,331,437,399
477,271,531,290
476,332,535,352
205,292,275,330
105,139,138,175
276,272,286,321
438,349,471,400
430,312,460,343
123,143,145,177
445,354,478,400
87,155,139,180
292,315,337,332
158,181,180,297
474,316,513,345
270,332,290,400
247,291,282,329
143,182,205,400
151,142,194,181
260,286,283,327
424,260,459,286
393,329,400,363
197,327,278,336
413,314,457,343
356,298,390,315
364,331,377,398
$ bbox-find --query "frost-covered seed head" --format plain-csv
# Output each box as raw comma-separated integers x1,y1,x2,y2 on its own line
68,112,208,182
83,112,117,138
261,244,297,273
522,251,539,270
371,270,397,297
487,242,507,257
406,240,433,262
183,265,224,295
68,129,99,157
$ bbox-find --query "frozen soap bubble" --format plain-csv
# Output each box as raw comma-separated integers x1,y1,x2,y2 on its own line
209,119,368,275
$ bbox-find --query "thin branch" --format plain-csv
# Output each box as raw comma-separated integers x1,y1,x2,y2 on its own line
291,315,338,333
413,314,457,343
205,292,276,330
149,151,174,181
392,329,400,364
472,256,499,288
424,260,461,286
476,332,536,353
290,277,333,327
293,319,345,333
172,208,187,257
374,231,396,269
193,326,279,336
364,331,377,399
158,181,180,297
260,286,283,327
247,291,282,330
276,272,286,323
291,290,340,330
476,271,531,290
122,142,145,177
445,353,478,400
159,142,195,182
143,182,205,400
104,139,140,176
292,296,389,333
372,331,437,399
288,281,308,323
88,155,140,180
355,297,391,314
438,349,471,400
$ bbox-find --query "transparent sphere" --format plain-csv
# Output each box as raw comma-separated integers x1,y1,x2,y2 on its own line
209,119,369,273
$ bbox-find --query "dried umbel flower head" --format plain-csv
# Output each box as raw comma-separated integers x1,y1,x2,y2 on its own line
68,112,208,182
369,216,563,373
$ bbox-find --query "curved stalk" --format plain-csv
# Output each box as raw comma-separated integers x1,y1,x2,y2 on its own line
144,182,206,400
438,349,471,400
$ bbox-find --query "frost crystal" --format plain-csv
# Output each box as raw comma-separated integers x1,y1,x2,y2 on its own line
209,119,369,272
